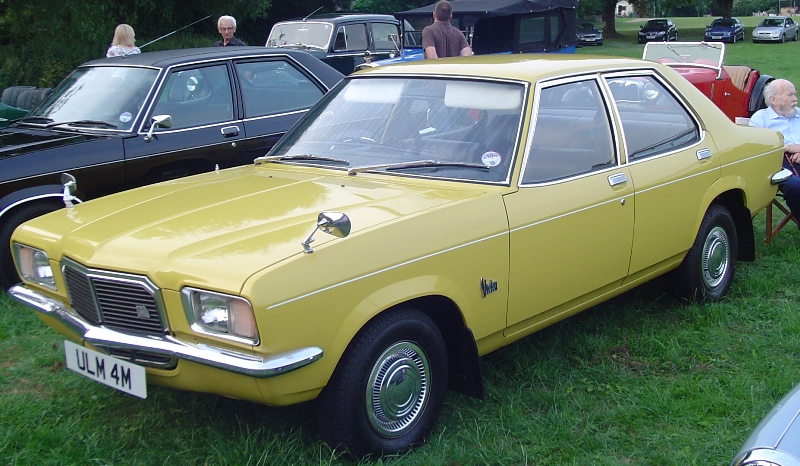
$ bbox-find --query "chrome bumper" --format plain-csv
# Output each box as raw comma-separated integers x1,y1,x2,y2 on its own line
9,284,322,378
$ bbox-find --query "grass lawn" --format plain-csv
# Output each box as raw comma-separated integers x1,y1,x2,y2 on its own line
3,23,800,465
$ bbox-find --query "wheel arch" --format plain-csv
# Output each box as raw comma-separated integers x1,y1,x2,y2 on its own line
0,185,70,219
712,189,755,261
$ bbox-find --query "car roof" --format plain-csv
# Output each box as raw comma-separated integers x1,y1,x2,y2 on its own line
282,13,398,23
87,46,313,68
81,47,344,86
357,54,660,83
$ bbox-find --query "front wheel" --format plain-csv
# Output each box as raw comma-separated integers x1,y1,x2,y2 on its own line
669,204,737,302
316,308,448,458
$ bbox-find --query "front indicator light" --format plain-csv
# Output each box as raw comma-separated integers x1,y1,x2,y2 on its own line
182,288,258,344
13,243,56,289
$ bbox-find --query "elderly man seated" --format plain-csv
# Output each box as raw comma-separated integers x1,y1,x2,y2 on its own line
750,78,800,226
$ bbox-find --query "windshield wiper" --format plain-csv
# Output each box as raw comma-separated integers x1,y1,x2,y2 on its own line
46,120,118,129
629,128,697,158
17,116,54,124
348,160,490,175
254,154,350,165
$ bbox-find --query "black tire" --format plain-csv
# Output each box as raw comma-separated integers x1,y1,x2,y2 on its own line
669,204,737,302
732,34,737,44
0,202,62,289
781,34,786,43
316,307,448,458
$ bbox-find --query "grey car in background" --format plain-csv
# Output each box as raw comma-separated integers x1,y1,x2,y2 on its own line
752,16,798,43
731,382,800,465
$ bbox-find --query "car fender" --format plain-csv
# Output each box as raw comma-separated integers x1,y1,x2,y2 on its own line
749,74,773,115
0,184,72,219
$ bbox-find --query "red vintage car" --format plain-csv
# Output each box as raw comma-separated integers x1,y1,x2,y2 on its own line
643,42,771,121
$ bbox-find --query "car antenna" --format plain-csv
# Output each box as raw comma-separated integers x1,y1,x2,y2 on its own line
303,7,324,21
138,15,213,50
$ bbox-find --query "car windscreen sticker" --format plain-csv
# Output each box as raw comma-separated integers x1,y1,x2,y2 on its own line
119,112,133,123
481,151,502,167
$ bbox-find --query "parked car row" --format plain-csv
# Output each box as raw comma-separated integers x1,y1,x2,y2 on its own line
1,6,798,461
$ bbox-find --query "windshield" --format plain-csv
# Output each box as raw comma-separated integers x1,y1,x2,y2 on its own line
26,66,158,131
759,18,785,27
643,42,723,68
710,18,735,27
266,22,332,49
644,20,668,30
268,77,525,184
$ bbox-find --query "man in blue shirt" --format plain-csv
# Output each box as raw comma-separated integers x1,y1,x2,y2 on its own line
750,78,800,221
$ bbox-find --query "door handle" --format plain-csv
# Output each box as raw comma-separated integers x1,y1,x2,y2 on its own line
221,126,240,137
608,173,628,186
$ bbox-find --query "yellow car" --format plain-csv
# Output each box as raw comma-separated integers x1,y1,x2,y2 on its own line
8,54,788,457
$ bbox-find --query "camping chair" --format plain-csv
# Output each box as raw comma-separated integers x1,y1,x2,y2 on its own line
765,153,800,243
765,193,798,243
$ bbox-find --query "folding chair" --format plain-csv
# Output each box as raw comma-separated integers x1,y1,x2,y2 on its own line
765,192,799,243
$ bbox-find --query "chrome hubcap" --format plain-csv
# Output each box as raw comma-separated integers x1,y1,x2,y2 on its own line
702,225,729,289
366,341,429,438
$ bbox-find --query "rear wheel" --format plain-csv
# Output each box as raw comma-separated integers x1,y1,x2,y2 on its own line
0,202,62,289
669,204,737,302
317,308,448,458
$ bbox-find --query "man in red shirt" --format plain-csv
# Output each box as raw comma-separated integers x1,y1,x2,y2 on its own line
422,1,473,58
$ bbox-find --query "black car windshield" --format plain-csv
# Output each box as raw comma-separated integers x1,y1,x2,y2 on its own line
644,20,669,29
266,22,332,49
26,66,158,131
268,77,525,184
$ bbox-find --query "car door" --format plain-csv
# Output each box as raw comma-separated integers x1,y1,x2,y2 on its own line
504,77,634,331
329,22,370,74
604,73,718,278
123,62,245,185
788,18,798,39
234,58,326,160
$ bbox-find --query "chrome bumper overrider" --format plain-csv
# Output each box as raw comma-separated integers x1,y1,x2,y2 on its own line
9,285,322,378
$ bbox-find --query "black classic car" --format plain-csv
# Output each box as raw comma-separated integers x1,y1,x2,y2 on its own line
0,47,343,288
265,13,402,74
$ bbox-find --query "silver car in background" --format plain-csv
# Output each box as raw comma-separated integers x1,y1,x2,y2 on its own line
752,16,798,43
731,382,800,465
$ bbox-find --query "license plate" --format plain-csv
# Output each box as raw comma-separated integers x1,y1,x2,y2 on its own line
64,340,147,398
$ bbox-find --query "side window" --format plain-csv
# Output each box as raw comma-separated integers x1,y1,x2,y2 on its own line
522,80,615,184
371,22,400,51
152,64,233,130
236,60,324,118
605,75,699,161
334,24,368,52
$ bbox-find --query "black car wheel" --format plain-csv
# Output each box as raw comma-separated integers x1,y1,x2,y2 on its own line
0,201,62,289
669,204,737,302
317,307,448,458
781,33,786,43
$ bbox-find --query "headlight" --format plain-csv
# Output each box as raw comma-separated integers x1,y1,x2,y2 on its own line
181,288,258,344
13,243,55,289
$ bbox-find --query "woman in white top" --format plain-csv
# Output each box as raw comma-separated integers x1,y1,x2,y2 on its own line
106,24,141,57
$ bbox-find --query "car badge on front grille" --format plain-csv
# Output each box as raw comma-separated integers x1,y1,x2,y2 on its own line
135,304,150,319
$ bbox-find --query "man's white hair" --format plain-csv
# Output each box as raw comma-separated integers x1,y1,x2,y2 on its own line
218,15,237,28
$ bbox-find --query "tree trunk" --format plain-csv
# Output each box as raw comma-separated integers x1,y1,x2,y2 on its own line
602,0,619,38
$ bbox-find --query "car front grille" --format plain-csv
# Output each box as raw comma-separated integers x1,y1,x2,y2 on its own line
62,259,167,335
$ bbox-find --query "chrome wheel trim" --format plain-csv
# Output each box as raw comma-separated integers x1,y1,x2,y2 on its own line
365,341,430,438
702,225,730,290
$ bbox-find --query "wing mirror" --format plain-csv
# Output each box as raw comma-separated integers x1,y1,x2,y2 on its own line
301,212,351,254
143,114,172,143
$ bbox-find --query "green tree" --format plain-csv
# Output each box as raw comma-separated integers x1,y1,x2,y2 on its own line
0,0,272,88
